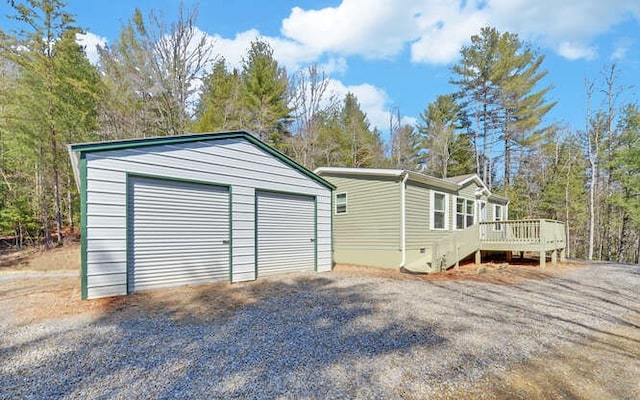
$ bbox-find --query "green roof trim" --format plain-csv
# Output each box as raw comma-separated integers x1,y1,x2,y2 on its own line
69,131,335,190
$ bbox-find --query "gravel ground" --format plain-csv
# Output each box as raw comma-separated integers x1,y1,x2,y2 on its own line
1,262,639,399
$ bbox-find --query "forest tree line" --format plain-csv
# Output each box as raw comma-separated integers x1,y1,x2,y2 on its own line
1,1,639,263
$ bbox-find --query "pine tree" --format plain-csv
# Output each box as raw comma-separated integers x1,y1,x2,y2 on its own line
340,93,384,167
417,94,468,178
241,39,291,148
193,59,244,132
1,0,101,245
451,26,554,187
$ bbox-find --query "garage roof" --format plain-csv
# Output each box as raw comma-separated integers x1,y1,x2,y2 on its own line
69,130,335,190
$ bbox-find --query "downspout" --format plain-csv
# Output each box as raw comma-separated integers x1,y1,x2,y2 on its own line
400,170,409,268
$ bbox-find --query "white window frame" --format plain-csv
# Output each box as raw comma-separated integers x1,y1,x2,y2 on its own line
455,197,476,230
430,190,449,230
335,192,347,215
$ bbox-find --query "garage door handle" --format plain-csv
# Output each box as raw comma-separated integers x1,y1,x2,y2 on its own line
222,240,230,244
310,238,315,242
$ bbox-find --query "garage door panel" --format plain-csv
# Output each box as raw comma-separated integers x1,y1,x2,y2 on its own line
128,176,230,293
257,192,315,277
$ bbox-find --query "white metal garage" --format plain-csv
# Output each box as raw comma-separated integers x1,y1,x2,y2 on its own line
256,191,315,276
69,131,334,299
128,176,230,292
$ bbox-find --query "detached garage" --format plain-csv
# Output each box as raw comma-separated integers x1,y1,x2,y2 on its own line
69,131,334,299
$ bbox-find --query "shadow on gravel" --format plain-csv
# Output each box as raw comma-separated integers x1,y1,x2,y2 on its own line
1,275,446,399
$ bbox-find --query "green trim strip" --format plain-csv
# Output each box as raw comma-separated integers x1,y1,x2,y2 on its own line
70,131,335,191
228,186,233,282
80,154,88,300
125,174,131,293
254,190,259,279
314,197,318,272
126,171,232,189
330,190,334,268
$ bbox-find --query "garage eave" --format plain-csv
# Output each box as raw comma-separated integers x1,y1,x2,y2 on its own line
69,131,335,191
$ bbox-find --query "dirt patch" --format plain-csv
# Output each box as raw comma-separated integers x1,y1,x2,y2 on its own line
0,244,80,272
2,269,326,327
333,260,587,286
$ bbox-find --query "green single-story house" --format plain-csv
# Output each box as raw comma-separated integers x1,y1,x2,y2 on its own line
314,167,510,271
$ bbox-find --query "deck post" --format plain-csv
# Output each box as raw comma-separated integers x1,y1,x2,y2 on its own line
551,249,557,266
475,250,481,265
506,251,512,262
539,220,546,269
560,248,566,262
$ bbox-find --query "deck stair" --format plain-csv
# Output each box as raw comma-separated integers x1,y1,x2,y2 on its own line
403,219,566,273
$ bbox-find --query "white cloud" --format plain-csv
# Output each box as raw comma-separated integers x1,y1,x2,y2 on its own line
326,79,391,132
610,38,632,60
275,0,640,64
557,41,597,60
208,29,260,70
410,5,489,64
76,32,107,65
281,0,421,59
318,57,348,76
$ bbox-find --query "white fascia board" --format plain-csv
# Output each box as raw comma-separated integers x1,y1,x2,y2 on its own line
314,167,404,178
456,174,491,196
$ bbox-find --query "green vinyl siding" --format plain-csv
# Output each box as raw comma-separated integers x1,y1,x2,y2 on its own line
458,182,478,199
329,175,401,251
406,182,456,248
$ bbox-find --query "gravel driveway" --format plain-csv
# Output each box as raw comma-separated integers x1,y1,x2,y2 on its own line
1,263,639,399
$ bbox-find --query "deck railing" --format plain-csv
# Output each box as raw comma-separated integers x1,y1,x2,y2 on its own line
431,224,480,271
479,219,566,248
430,219,567,270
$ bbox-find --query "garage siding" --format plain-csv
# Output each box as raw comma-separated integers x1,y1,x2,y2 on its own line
83,137,331,299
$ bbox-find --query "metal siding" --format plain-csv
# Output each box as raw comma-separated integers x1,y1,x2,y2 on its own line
128,176,230,292
257,192,315,276
80,137,332,298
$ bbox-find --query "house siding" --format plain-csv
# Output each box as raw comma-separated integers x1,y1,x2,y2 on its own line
83,137,331,298
328,174,401,268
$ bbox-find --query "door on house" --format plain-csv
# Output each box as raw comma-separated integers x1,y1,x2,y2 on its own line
478,201,487,239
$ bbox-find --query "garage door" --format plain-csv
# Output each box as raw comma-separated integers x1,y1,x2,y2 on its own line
256,191,315,276
128,176,230,292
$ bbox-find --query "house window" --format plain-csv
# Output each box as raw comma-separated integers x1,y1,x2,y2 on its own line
336,193,347,214
494,204,503,231
456,198,475,229
432,192,447,230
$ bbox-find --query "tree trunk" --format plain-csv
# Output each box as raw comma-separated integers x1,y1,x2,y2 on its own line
38,145,52,248
504,136,511,187
564,162,571,258
51,123,63,245
617,212,627,263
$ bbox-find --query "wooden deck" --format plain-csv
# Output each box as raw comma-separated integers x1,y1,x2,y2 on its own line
431,219,567,271
479,219,567,268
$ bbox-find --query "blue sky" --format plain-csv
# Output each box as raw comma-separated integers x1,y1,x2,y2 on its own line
10,1,640,140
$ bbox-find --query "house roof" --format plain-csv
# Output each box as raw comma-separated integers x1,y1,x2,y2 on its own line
68,131,335,190
314,167,457,191
314,167,508,202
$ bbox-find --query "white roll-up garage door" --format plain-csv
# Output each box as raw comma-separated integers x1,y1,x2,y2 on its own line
256,191,316,277
128,176,230,292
